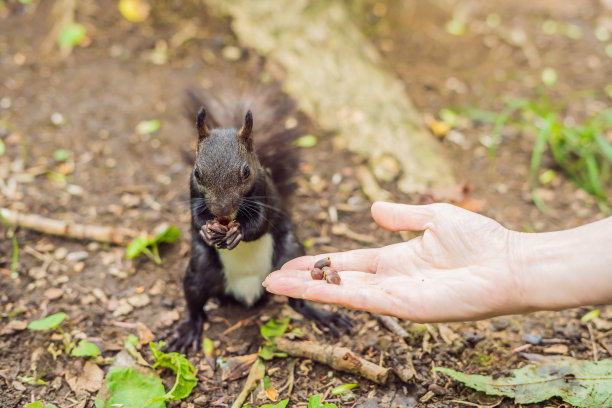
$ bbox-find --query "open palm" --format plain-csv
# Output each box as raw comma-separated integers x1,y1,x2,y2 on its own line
264,202,523,322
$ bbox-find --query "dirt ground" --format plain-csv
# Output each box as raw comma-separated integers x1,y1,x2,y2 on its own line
1,1,611,407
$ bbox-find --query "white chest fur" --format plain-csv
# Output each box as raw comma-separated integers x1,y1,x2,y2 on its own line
217,233,274,307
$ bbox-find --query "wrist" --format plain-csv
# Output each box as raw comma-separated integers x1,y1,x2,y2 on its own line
512,217,612,312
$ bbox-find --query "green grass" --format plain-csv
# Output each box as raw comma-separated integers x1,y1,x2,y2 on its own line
454,91,612,213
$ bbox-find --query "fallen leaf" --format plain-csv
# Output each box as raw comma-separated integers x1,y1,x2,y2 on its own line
220,353,258,381
65,361,104,393
137,322,155,344
0,320,28,335
265,387,279,401
436,357,612,407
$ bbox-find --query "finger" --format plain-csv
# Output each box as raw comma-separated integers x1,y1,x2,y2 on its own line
281,248,383,274
264,270,396,315
371,202,436,232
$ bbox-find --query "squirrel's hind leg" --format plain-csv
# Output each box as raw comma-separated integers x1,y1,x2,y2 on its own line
163,243,223,354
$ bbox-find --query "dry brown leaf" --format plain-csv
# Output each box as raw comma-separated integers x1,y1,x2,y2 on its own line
137,322,155,344
65,361,104,394
0,320,28,335
221,353,258,381
265,387,279,401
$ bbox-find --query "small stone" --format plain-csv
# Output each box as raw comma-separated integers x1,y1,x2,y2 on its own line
221,45,242,61
491,318,510,331
45,288,64,300
81,294,96,305
28,267,46,280
149,280,166,296
523,333,542,345
54,247,68,260
371,154,400,183
113,299,134,317
67,251,89,262
50,112,65,126
193,395,208,406
109,267,127,279
127,294,151,308
543,344,569,354
73,262,85,273
92,288,109,304
157,309,180,328
463,330,485,345
100,252,115,266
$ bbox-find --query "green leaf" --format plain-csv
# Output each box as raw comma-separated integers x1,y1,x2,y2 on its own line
261,399,289,408
19,376,47,385
152,225,181,245
202,337,214,357
97,366,166,408
581,309,600,323
149,342,198,401
295,134,317,147
71,340,101,357
541,68,557,87
435,358,612,407
26,403,44,408
57,23,87,48
261,317,290,341
136,119,161,135
538,169,556,184
258,343,287,360
27,312,66,330
308,395,322,408
126,236,150,259
331,383,357,395
53,149,69,162
0,139,5,156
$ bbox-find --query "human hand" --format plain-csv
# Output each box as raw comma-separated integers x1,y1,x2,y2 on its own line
264,202,525,322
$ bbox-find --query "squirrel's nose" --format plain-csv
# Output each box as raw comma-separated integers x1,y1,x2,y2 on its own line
210,199,237,219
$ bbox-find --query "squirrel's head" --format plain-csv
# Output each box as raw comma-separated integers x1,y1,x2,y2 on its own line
193,107,259,219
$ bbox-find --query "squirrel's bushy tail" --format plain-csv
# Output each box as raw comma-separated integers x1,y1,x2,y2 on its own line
185,83,303,200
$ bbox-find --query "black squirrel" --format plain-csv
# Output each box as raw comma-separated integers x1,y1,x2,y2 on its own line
164,86,353,353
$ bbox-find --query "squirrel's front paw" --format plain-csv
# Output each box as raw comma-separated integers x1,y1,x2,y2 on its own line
223,221,242,250
200,220,227,247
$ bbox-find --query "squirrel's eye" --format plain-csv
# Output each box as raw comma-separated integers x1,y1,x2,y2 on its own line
194,168,200,179
242,165,251,179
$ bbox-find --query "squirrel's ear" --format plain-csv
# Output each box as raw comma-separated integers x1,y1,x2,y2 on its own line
238,109,254,151
196,107,210,140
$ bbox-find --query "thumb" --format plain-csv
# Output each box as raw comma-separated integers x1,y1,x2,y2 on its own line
371,202,437,232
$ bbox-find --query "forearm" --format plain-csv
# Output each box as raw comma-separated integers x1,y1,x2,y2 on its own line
515,216,612,312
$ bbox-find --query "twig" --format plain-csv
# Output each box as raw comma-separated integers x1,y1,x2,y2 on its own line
0,208,138,245
231,359,265,408
448,399,503,408
274,337,389,384
0,211,19,279
377,315,409,339
587,322,599,362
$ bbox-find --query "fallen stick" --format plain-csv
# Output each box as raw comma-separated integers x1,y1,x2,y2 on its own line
231,358,265,408
274,337,389,384
0,207,138,245
377,315,409,339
